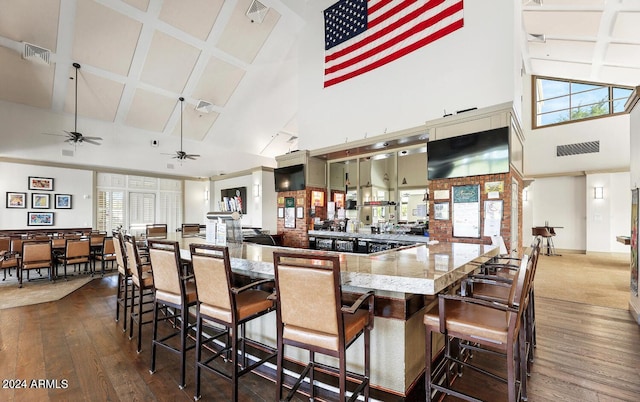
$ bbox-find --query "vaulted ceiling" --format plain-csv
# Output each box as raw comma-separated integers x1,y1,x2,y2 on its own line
0,0,638,178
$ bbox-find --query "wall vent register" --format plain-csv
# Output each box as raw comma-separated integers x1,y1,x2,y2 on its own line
556,140,599,157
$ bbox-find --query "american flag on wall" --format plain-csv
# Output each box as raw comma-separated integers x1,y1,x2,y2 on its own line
323,0,464,87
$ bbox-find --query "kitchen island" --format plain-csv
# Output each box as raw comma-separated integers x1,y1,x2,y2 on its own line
167,233,498,398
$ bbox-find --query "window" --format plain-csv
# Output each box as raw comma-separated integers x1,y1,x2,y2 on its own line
97,190,125,233
96,173,182,234
533,76,633,128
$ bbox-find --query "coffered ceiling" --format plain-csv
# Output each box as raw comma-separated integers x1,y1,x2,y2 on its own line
0,0,638,178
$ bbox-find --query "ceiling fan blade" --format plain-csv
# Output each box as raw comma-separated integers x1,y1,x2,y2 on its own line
186,155,199,160
83,136,103,141
82,139,102,145
161,152,176,156
42,132,67,137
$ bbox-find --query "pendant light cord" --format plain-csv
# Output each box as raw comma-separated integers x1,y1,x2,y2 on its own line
179,97,184,152
74,63,80,133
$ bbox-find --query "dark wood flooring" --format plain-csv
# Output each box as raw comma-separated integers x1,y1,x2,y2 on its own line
1,276,639,401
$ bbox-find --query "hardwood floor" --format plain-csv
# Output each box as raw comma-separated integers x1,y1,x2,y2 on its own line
1,275,639,401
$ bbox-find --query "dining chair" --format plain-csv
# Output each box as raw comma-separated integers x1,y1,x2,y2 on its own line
0,237,18,281
272,251,374,402
20,240,53,287
56,238,91,278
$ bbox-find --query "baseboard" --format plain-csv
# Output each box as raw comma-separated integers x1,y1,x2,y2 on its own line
629,301,640,325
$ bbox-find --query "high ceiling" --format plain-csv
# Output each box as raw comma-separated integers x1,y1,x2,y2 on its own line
522,0,640,87
0,0,638,178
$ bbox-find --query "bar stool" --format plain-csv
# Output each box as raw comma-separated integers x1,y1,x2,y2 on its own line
124,234,155,353
532,226,558,256
148,240,197,389
273,251,374,402
424,255,532,402
113,233,131,332
190,243,276,402
180,223,200,237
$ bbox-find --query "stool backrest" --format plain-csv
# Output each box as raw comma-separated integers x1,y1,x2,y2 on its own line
113,233,127,274
148,240,182,304
190,244,233,316
273,252,343,352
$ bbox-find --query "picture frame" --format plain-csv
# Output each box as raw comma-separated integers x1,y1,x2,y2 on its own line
296,206,304,219
6,192,27,208
31,193,50,209
28,176,54,191
55,194,72,209
434,202,450,220
278,207,284,218
28,211,54,226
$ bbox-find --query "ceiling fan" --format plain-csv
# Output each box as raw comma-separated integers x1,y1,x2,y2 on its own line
43,63,103,147
163,97,200,161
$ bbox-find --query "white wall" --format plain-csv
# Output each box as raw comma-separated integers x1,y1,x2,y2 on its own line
0,161,93,229
298,1,517,150
520,75,630,176
183,179,210,225
629,97,640,322
522,176,586,251
261,170,277,234
212,171,278,232
586,172,631,253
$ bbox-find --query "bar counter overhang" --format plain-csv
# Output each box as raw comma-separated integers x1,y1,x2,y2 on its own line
169,233,498,397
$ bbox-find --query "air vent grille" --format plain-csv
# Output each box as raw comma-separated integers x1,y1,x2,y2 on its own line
556,140,599,157
22,42,51,66
61,149,74,157
246,0,268,24
195,100,213,114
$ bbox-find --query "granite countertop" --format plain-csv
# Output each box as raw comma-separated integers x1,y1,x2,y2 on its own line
171,233,497,295
308,230,430,244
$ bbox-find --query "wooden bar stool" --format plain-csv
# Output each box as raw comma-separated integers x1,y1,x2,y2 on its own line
273,251,374,402
190,243,276,402
424,255,532,402
113,233,131,332
148,240,198,389
124,234,155,353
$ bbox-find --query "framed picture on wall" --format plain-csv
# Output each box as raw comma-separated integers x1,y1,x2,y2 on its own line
55,194,72,209
31,193,50,209
28,211,54,226
6,192,27,208
28,176,54,191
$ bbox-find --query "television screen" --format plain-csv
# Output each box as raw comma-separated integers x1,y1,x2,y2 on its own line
427,127,510,180
274,164,306,192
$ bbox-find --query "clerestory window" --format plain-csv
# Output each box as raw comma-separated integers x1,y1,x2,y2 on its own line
533,76,633,129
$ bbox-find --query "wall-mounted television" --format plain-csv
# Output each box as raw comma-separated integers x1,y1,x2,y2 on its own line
427,127,510,180
274,164,306,192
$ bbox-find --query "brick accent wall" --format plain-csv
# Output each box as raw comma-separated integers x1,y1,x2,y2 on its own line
429,168,523,255
276,187,327,248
